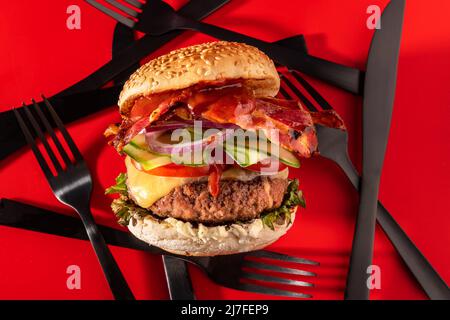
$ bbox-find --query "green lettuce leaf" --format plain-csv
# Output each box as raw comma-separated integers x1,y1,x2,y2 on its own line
106,173,134,225
110,195,148,226
105,173,128,196
260,179,305,230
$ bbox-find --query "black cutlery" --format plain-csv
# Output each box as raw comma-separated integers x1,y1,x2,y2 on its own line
276,35,449,299
345,0,406,300
4,32,446,298
162,255,196,300
0,198,154,252
5,30,446,298
0,0,229,161
13,97,135,300
5,0,445,297
112,23,140,85
85,0,363,95
0,198,319,299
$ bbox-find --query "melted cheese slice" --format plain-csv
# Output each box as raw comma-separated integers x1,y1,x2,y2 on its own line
126,157,193,208
125,156,289,208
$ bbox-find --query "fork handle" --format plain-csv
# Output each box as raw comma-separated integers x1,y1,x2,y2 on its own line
77,206,135,300
179,19,363,95
338,155,450,300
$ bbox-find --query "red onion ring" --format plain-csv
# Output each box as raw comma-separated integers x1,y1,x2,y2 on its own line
145,120,239,132
145,128,235,165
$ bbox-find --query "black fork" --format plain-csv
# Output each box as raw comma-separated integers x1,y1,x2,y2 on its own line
85,0,362,94
183,250,319,298
279,71,450,299
13,97,135,300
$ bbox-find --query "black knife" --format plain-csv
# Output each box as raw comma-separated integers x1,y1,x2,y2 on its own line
0,198,163,253
0,0,230,161
112,24,140,85
345,0,406,300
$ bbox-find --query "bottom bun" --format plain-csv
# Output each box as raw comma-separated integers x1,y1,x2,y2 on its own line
127,207,297,256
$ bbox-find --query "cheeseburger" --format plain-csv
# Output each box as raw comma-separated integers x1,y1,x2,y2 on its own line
105,41,344,256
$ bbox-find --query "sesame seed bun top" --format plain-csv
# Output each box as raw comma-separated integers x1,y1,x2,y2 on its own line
118,41,280,116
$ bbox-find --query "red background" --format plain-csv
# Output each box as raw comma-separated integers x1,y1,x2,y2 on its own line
0,0,449,300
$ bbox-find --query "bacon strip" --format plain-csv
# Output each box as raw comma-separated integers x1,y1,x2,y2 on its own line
110,82,345,158
310,109,346,130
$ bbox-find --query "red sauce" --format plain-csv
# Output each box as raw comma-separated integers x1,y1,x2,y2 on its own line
207,164,224,197
116,79,345,158
188,84,255,123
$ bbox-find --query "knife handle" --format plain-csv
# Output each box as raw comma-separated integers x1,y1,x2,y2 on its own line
338,155,450,300
163,255,196,300
345,180,379,299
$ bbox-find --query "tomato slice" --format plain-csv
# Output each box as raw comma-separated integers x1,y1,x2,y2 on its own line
132,159,210,177
242,160,287,173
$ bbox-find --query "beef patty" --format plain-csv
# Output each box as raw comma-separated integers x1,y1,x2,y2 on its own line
149,177,289,225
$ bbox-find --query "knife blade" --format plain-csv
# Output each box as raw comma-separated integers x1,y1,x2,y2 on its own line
345,0,406,300
0,0,230,161
112,23,140,85
111,21,195,301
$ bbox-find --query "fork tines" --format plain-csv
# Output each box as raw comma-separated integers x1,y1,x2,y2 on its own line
13,96,83,179
248,250,319,265
237,251,319,298
243,260,316,277
279,70,333,113
237,282,312,299
242,271,314,288
289,70,333,110
86,0,143,28
279,73,316,112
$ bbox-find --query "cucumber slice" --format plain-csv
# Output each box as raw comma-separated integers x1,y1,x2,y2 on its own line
224,136,300,168
277,147,300,168
223,140,270,167
256,142,300,168
123,143,172,171
173,153,209,167
129,134,147,150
